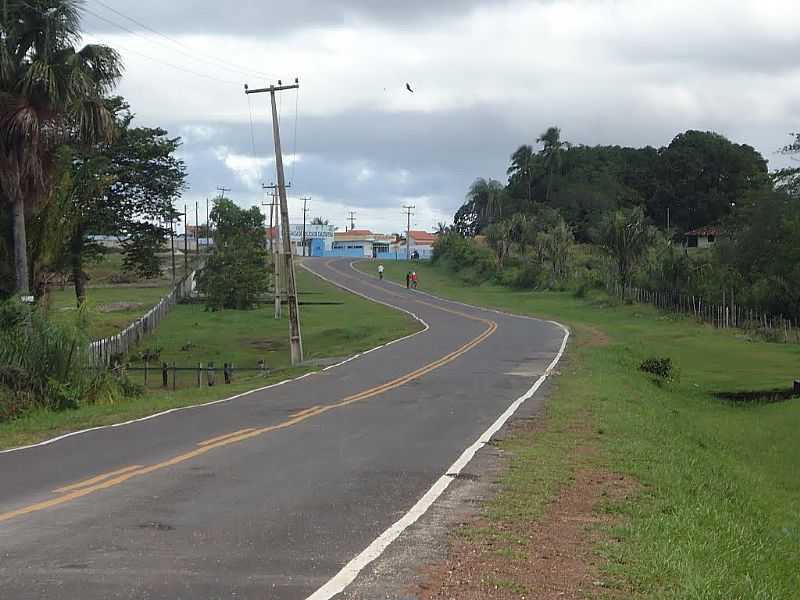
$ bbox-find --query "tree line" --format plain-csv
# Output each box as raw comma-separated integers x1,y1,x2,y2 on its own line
0,2,187,305
440,127,800,323
0,1,187,419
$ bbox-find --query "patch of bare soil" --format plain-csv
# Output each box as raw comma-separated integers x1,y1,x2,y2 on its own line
96,301,144,313
414,466,636,599
574,324,610,349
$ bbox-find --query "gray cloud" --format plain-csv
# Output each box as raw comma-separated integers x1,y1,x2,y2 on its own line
91,0,800,232
83,0,510,36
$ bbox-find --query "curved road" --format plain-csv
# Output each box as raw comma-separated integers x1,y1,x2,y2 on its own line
0,258,566,600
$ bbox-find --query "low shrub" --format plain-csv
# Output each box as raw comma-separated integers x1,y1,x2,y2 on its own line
639,356,675,380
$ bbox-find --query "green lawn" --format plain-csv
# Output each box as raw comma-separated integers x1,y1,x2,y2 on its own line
125,267,422,390
359,260,800,599
46,252,179,339
0,265,422,449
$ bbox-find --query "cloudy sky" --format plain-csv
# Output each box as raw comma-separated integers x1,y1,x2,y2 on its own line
82,0,800,234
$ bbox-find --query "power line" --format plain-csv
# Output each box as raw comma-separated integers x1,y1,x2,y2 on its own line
290,87,300,187
88,0,277,80
82,7,243,85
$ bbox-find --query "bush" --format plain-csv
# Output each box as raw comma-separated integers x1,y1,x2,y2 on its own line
0,301,130,421
639,356,674,380
510,260,545,289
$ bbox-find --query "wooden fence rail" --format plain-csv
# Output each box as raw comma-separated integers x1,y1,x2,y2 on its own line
610,283,800,344
89,269,199,365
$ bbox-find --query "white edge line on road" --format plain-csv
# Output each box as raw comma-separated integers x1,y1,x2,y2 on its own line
0,263,430,455
349,259,572,329
306,319,570,600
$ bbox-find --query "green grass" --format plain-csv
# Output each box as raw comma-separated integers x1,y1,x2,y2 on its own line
359,260,800,599
0,265,422,450
46,253,177,339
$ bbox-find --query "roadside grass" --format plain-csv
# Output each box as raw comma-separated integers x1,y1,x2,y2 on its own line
48,285,170,339
45,253,177,339
0,265,422,450
125,267,420,388
359,260,800,599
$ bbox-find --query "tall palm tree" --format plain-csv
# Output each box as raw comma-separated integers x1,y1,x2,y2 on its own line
310,217,329,225
537,126,567,204
435,221,449,235
466,177,505,232
0,0,122,295
507,144,534,204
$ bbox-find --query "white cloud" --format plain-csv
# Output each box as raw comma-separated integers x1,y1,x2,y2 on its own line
85,0,800,229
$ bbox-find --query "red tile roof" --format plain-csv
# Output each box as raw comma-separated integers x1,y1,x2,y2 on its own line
409,230,437,244
685,226,722,237
344,229,372,235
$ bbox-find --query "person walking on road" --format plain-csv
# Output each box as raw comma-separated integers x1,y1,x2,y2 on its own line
378,264,385,280
406,271,411,289
411,271,418,289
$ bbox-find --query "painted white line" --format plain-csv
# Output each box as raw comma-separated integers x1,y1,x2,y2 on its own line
306,319,570,600
1,265,429,455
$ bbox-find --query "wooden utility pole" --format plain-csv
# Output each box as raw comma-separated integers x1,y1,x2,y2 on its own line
195,201,200,260
263,183,288,320
245,79,304,364
183,204,189,275
216,186,231,199
348,211,356,231
302,197,311,257
205,198,209,253
273,84,302,361
169,212,176,283
403,204,415,260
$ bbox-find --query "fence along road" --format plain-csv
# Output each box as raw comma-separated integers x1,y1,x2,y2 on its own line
0,257,566,600
89,269,198,365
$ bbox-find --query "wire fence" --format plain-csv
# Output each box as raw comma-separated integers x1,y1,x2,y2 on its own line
90,268,200,365
118,361,271,391
611,284,800,344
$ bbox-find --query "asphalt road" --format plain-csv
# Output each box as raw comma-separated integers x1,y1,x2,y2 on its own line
0,258,566,600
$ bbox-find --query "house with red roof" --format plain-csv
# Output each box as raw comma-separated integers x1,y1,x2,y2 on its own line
685,225,722,248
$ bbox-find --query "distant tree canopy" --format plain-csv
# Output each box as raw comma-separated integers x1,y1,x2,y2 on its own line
483,129,771,241
440,126,800,320
196,199,269,311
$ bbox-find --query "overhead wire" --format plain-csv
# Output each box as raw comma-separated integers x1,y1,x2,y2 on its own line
290,86,300,188
81,7,243,85
89,0,278,81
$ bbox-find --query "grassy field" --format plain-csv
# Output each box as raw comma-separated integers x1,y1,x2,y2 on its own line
125,266,421,390
46,252,178,339
359,260,800,599
0,264,422,449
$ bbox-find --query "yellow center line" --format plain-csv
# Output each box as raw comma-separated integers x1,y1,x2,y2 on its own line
53,465,144,494
0,260,497,525
196,428,255,446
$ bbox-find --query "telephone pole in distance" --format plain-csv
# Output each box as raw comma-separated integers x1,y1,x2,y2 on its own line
302,197,310,257
403,204,415,260
246,80,304,364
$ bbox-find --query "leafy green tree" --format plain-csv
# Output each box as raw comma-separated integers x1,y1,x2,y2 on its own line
715,189,800,319
68,98,186,303
0,0,122,295
507,144,536,204
453,178,505,237
196,199,269,310
650,130,769,233
485,220,512,270
599,206,656,298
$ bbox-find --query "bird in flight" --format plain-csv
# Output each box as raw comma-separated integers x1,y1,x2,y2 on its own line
406,82,414,93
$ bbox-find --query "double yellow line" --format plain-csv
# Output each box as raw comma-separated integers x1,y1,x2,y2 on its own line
0,261,497,525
